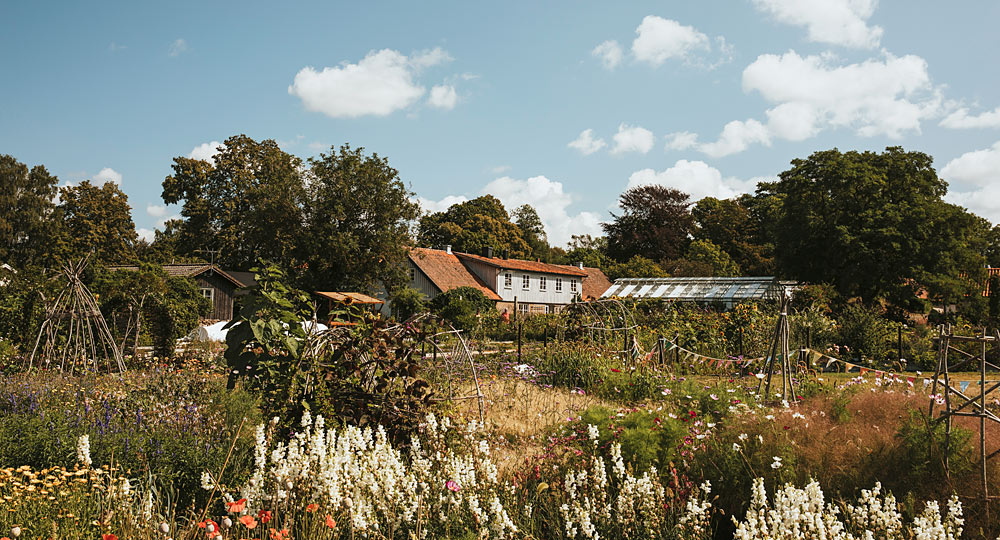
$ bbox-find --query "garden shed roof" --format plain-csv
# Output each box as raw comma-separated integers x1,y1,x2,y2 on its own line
107,264,247,288
601,276,796,303
315,291,384,305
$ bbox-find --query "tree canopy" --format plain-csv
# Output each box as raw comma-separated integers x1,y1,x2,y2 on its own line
58,180,138,264
417,195,532,258
603,185,694,266
692,196,773,275
0,155,60,268
762,146,989,306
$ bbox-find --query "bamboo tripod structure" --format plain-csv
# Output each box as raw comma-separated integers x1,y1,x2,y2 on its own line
28,255,126,373
757,288,799,404
928,324,1000,503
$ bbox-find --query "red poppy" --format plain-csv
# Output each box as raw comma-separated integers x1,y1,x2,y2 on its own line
227,498,248,513
102,535,118,540
325,515,337,529
306,503,319,513
258,510,272,524
240,515,258,529
269,528,290,540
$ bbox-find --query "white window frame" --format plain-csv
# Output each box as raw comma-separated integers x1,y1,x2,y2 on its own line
570,279,578,293
517,303,529,314
200,287,214,303
522,275,530,290
555,277,562,292
539,276,547,291
504,273,512,289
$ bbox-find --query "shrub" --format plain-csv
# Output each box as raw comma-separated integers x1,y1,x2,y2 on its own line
835,303,894,364
430,286,494,331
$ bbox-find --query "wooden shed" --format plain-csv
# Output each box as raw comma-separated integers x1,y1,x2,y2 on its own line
108,264,249,321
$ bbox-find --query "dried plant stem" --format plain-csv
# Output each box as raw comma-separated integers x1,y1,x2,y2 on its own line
196,415,247,526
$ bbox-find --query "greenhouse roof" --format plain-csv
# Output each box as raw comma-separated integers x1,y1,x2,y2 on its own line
600,276,797,303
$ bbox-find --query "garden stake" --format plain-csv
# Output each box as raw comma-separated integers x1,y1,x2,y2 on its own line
197,416,247,526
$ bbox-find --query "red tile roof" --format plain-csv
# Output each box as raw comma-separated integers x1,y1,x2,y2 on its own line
455,252,589,277
409,248,502,301
578,267,613,301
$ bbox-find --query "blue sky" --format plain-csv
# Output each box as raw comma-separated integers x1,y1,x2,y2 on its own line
3,1,1000,247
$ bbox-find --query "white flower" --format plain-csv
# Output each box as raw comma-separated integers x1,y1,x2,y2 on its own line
770,456,783,469
738,433,749,442
733,443,741,452
76,434,92,468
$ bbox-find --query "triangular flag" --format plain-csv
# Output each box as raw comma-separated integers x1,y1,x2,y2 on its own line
845,363,855,371
860,367,869,375
923,378,931,387
960,381,971,393
907,377,915,384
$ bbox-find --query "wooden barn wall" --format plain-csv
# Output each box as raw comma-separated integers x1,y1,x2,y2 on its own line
195,274,237,320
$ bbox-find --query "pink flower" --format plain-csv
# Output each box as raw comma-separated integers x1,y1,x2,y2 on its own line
446,480,460,492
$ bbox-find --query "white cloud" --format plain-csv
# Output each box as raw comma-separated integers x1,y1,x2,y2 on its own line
137,228,155,243
611,123,655,155
685,50,941,157
631,16,710,66
483,176,603,247
428,84,458,110
188,141,223,164
168,38,188,57
752,0,883,49
941,142,1000,223
288,48,451,118
941,141,1000,187
490,165,511,174
416,195,469,214
568,129,607,155
940,106,1000,129
94,167,122,185
592,40,624,69
626,160,761,202
664,131,699,151
699,119,772,158
146,204,168,218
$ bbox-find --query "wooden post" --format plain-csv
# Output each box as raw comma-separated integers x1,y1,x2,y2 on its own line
675,332,680,364
623,328,629,363
898,325,904,365
981,327,988,501
517,322,522,363
658,335,664,365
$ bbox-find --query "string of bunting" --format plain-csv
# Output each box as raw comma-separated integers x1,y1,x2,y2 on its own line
803,348,998,390
642,339,765,368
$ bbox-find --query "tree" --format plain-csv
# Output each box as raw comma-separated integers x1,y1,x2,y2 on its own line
58,180,138,264
604,255,669,281
558,235,610,270
763,147,989,307
669,239,741,277
512,204,551,261
0,155,60,268
417,195,531,257
161,134,305,270
429,286,494,330
603,185,694,266
692,197,773,275
295,144,421,293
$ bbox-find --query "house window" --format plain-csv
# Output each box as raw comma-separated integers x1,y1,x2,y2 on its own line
555,277,563,292
504,273,512,289
408,267,415,282
200,287,214,303
522,275,530,289
570,279,578,293
517,303,529,315
539,276,547,291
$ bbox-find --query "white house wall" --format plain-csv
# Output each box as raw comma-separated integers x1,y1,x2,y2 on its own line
494,269,579,305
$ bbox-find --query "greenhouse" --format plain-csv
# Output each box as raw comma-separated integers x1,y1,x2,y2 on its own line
600,276,797,307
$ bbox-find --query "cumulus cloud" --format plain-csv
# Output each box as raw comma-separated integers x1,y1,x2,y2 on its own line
94,167,122,185
631,16,710,66
680,50,941,157
664,131,699,151
592,40,624,69
941,141,1000,223
568,129,607,155
188,141,223,164
940,106,1000,129
626,160,761,202
137,228,155,243
483,176,603,247
416,194,469,214
752,0,883,49
168,38,188,57
146,204,168,218
288,48,451,118
427,84,458,110
611,124,655,155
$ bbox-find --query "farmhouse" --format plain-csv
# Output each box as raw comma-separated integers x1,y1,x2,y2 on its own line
400,246,609,315
107,263,249,321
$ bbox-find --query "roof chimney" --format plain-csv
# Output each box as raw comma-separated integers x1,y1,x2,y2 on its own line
502,249,509,259
577,261,584,269
483,246,494,258
445,245,452,254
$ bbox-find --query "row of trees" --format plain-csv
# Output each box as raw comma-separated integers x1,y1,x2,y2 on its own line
4,141,999,332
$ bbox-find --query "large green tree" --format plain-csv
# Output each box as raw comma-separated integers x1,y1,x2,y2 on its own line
294,144,421,293
692,197,773,275
603,185,694,266
511,204,552,261
161,134,305,269
58,180,138,264
417,195,531,258
762,146,989,306
0,155,60,268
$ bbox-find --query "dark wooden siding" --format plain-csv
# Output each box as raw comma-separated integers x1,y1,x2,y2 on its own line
195,273,238,320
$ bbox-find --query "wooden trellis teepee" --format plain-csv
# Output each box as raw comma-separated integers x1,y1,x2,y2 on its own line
757,288,799,404
28,255,126,373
